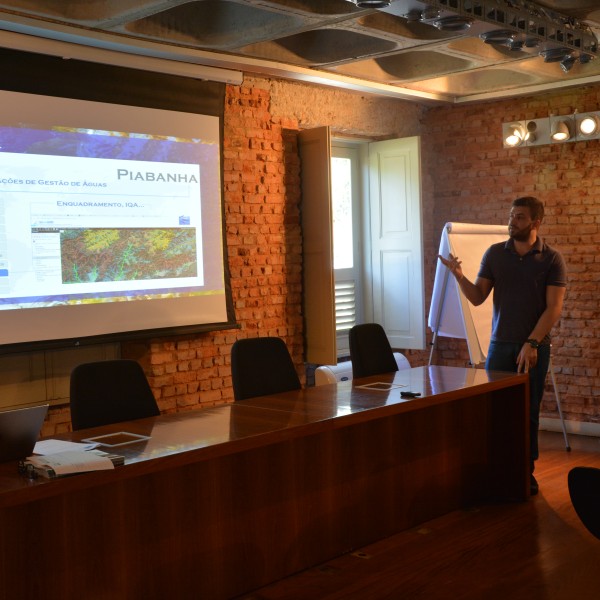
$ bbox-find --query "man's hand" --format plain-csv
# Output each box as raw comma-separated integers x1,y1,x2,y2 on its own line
517,343,538,373
438,253,464,281
438,254,493,307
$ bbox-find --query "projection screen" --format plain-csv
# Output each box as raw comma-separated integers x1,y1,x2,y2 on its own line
0,86,233,353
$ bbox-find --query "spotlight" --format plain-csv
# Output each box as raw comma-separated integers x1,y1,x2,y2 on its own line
578,115,600,136
421,7,440,21
480,30,534,52
431,16,472,32
480,30,516,46
504,123,527,147
405,9,422,22
508,40,524,51
550,119,571,142
540,48,572,63
560,54,576,73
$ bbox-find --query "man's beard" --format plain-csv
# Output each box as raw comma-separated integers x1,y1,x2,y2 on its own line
509,223,533,241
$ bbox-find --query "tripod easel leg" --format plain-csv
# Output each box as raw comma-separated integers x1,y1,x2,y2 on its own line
549,355,571,451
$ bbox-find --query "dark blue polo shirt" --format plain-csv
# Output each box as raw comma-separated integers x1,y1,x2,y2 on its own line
477,237,567,344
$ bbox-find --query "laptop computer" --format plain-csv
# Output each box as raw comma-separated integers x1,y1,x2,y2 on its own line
0,404,49,463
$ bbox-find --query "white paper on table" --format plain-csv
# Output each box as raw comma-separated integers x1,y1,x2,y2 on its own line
33,439,100,455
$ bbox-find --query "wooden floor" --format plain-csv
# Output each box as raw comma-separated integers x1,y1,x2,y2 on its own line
237,431,600,600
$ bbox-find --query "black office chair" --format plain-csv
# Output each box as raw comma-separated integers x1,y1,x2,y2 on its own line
568,466,600,540
231,337,301,401
349,323,399,379
70,359,160,430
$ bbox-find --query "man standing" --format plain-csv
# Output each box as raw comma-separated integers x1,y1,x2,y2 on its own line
438,196,567,495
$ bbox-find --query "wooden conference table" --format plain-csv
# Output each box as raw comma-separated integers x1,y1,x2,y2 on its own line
0,366,529,599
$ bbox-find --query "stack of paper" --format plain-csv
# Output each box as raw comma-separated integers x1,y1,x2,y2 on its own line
25,443,125,478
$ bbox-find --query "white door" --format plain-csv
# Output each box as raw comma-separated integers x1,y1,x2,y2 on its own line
368,136,425,349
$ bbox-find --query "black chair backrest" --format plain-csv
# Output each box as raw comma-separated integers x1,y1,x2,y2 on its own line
231,337,301,401
349,323,399,379
70,359,160,430
568,466,600,540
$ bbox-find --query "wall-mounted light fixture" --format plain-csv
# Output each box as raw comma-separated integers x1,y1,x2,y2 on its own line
503,111,600,148
550,116,574,142
577,114,600,137
502,122,529,147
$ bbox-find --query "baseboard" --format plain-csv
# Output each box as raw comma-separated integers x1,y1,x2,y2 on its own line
540,417,600,438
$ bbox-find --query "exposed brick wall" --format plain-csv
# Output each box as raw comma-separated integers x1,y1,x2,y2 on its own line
420,87,600,424
119,82,305,414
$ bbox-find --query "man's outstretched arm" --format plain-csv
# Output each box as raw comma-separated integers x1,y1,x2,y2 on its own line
437,253,493,306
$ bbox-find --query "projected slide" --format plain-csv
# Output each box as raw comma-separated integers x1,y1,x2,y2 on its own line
0,88,229,348
1,151,203,307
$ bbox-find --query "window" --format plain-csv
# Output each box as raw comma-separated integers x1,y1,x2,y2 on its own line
300,130,423,365
331,143,362,354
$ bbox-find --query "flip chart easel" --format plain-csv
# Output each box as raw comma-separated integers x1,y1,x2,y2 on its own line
428,222,570,450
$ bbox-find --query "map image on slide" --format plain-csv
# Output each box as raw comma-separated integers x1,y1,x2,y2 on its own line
60,228,198,283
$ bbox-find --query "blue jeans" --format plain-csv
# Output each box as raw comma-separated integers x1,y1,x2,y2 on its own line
485,341,551,470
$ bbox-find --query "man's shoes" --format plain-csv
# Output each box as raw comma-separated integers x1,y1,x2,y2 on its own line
530,474,539,496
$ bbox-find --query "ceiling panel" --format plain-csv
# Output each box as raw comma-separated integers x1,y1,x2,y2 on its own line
1,0,600,103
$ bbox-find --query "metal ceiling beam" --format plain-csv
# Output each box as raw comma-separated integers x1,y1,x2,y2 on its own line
387,0,598,56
